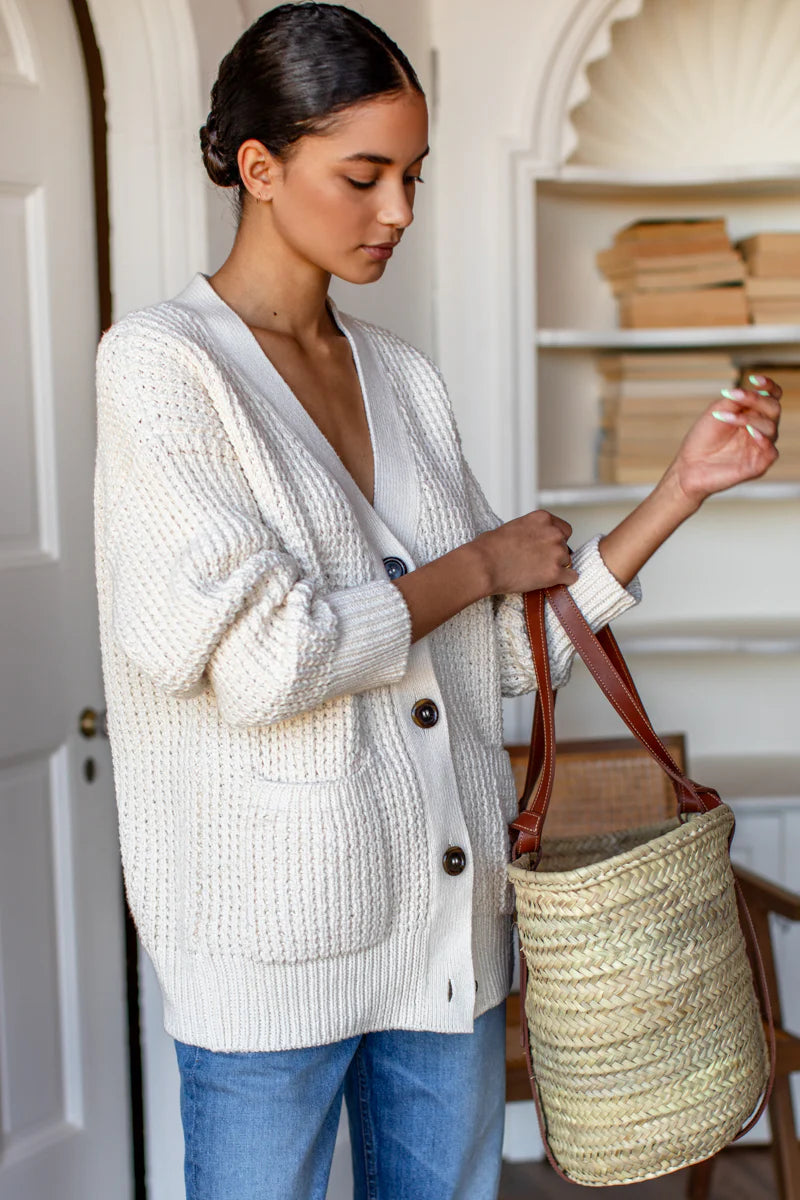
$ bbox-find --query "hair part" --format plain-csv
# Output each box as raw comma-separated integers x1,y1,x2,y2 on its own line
199,3,424,215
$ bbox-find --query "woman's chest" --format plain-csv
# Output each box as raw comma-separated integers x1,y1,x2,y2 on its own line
250,329,375,509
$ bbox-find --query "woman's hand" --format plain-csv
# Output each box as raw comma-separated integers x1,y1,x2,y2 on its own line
667,373,782,506
597,373,782,589
474,509,579,595
391,511,578,644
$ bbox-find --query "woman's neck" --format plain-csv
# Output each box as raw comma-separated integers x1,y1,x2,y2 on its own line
208,212,335,345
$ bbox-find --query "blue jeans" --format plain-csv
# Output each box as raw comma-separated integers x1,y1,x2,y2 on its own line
174,1001,507,1199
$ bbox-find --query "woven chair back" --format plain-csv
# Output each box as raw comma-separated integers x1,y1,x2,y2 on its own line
505,734,687,838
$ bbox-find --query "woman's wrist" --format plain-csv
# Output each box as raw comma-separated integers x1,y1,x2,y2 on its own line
391,540,493,644
657,459,707,516
597,463,703,588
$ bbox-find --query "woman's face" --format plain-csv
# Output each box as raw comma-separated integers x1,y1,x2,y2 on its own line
250,90,429,284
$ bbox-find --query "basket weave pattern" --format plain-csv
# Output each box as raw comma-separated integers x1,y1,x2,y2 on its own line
508,804,769,1186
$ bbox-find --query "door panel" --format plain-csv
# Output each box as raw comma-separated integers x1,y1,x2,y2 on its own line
0,0,131,1194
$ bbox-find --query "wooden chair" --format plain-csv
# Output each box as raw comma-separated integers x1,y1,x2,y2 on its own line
503,735,800,1199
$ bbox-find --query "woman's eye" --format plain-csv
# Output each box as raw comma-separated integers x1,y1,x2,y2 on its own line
345,175,425,190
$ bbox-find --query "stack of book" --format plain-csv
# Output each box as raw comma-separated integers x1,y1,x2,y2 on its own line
596,219,747,328
598,352,737,484
741,364,800,479
740,234,800,324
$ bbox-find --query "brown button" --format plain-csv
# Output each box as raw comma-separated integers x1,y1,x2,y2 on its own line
412,699,439,728
442,846,466,876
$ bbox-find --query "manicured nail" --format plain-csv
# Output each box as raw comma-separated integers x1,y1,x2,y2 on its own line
756,389,773,397
748,374,766,386
721,388,746,400
746,424,766,442
712,410,739,424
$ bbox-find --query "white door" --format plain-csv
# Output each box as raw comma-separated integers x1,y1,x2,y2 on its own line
0,0,132,1195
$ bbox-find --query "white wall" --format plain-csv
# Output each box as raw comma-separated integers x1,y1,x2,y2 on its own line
430,0,571,519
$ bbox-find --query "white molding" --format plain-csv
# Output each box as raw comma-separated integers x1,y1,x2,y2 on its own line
529,0,643,164
0,0,36,82
50,744,83,1129
87,0,208,318
0,182,59,566
537,325,800,349
536,481,800,506
537,163,800,193
566,0,800,170
616,621,800,657
26,185,59,560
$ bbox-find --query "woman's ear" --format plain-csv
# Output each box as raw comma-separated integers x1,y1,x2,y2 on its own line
237,139,282,203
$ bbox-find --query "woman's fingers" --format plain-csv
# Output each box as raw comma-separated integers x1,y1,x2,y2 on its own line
719,389,782,418
743,423,775,447
545,513,573,540
720,374,782,412
711,409,779,442
710,374,782,444
744,372,782,401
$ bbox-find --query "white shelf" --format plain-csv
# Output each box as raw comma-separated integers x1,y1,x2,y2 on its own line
615,619,800,657
534,164,800,197
537,325,800,350
535,481,800,506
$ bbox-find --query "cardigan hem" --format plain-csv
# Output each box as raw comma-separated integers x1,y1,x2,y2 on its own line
156,914,514,1052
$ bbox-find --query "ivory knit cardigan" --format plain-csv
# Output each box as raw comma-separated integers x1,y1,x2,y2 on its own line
93,272,642,1051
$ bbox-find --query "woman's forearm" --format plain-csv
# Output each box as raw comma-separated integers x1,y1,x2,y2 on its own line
597,465,702,588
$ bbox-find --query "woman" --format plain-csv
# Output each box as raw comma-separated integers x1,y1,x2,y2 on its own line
93,5,781,1198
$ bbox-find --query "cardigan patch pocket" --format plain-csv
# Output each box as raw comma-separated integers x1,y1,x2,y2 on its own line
185,749,393,965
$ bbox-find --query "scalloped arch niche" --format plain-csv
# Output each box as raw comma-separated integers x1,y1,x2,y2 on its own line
567,0,800,169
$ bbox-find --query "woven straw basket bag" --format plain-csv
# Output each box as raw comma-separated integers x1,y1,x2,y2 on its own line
506,585,774,1187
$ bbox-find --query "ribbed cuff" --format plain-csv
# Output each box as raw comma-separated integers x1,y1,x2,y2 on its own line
565,533,642,626
542,534,642,688
325,579,413,698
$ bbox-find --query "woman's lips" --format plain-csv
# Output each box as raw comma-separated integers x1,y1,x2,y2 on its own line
362,244,395,261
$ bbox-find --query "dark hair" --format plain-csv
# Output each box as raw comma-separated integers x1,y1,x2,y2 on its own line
200,3,423,203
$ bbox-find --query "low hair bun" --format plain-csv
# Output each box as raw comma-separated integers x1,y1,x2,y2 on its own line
200,5,424,212
200,112,239,188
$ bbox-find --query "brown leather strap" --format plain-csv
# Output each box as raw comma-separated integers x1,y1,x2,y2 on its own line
510,584,722,858
512,590,556,858
517,947,574,1182
731,874,776,1138
517,595,686,826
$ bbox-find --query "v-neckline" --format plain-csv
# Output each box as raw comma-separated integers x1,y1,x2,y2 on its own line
196,273,380,515
177,271,422,569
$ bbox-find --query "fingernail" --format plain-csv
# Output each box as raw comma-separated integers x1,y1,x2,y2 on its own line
712,410,739,424
721,388,746,400
748,374,766,386
746,424,766,441
756,389,773,397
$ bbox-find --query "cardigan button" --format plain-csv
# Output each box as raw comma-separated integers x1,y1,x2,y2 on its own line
442,846,467,876
411,699,439,728
383,556,408,580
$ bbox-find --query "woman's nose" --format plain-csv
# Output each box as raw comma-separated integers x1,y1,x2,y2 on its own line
377,185,415,230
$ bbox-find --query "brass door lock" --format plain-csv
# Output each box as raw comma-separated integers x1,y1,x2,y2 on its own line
79,707,108,738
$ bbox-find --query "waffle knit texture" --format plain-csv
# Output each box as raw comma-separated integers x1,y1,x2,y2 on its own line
93,273,642,1051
